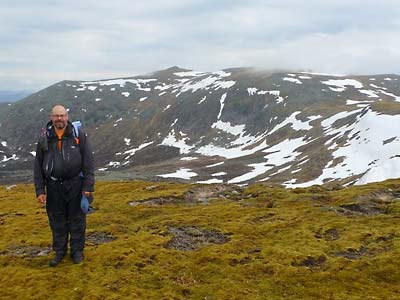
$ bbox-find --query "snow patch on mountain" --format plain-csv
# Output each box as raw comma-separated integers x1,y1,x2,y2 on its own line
346,100,374,105
212,172,226,176
196,139,268,159
198,96,207,104
380,90,400,101
175,72,235,95
321,79,363,90
83,78,156,89
263,137,308,166
283,77,302,84
356,157,400,185
212,120,245,136
268,112,313,135
151,71,236,97
229,163,274,184
158,168,197,179
247,88,258,96
161,129,194,154
206,162,224,168
174,71,207,77
198,178,223,184
180,157,198,161
1,154,18,162
359,89,379,98
217,93,227,119
121,141,154,159
286,109,400,187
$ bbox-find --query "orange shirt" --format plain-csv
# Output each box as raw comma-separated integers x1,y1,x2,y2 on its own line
54,128,65,150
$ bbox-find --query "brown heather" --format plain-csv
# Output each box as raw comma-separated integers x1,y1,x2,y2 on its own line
0,179,400,299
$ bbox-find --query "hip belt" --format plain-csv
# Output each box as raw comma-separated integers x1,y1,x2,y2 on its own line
48,175,81,182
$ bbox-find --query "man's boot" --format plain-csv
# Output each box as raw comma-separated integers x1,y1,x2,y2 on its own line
49,253,65,267
72,252,84,264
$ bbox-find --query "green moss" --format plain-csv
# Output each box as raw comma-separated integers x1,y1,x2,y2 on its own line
370,101,400,115
1,180,400,299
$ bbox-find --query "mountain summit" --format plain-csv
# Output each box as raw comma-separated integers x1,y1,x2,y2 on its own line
0,67,399,186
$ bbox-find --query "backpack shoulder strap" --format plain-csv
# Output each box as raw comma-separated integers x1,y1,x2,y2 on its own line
72,121,81,140
71,121,84,154
71,121,86,179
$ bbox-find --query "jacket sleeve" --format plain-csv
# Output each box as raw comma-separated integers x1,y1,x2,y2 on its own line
33,142,46,197
80,130,95,192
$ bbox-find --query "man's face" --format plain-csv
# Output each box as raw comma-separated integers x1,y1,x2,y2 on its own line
51,106,68,129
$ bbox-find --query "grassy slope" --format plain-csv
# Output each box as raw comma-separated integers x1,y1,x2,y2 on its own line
0,180,400,300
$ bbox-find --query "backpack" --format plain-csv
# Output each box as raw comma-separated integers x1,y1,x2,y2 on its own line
71,121,85,179
71,121,81,146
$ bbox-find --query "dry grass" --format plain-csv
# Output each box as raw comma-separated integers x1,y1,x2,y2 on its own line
1,180,400,299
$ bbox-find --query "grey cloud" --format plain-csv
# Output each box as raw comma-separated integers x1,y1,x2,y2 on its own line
0,0,399,90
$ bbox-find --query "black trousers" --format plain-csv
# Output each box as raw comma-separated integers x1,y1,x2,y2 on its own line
46,177,86,256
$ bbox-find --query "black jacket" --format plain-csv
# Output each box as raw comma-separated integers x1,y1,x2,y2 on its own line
34,121,95,196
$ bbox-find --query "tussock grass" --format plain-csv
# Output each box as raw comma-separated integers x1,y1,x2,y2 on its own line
1,180,400,299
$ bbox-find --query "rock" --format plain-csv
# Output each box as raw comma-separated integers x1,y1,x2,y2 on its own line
129,184,243,206
164,226,230,251
0,245,51,257
292,255,327,268
86,231,116,245
332,247,368,260
315,228,340,241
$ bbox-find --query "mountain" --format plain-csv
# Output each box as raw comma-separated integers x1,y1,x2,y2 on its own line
0,67,399,186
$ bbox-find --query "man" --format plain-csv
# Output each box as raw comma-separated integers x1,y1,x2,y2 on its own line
34,105,94,267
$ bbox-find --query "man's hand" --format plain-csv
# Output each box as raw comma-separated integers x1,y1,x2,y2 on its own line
82,191,92,197
37,194,46,204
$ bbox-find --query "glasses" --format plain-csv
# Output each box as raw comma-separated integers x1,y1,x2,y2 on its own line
51,114,67,118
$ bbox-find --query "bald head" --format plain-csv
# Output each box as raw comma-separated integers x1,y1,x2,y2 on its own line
51,105,69,129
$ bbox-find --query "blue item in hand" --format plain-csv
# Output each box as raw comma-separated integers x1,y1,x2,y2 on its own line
81,195,94,214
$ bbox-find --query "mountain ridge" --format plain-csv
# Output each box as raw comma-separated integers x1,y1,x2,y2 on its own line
0,67,399,186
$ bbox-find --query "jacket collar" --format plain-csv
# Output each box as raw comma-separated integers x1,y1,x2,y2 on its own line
46,120,73,138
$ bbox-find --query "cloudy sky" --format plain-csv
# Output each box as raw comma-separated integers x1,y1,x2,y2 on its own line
1,0,400,91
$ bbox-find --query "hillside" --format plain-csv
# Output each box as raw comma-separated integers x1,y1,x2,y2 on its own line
1,179,400,299
0,67,399,186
